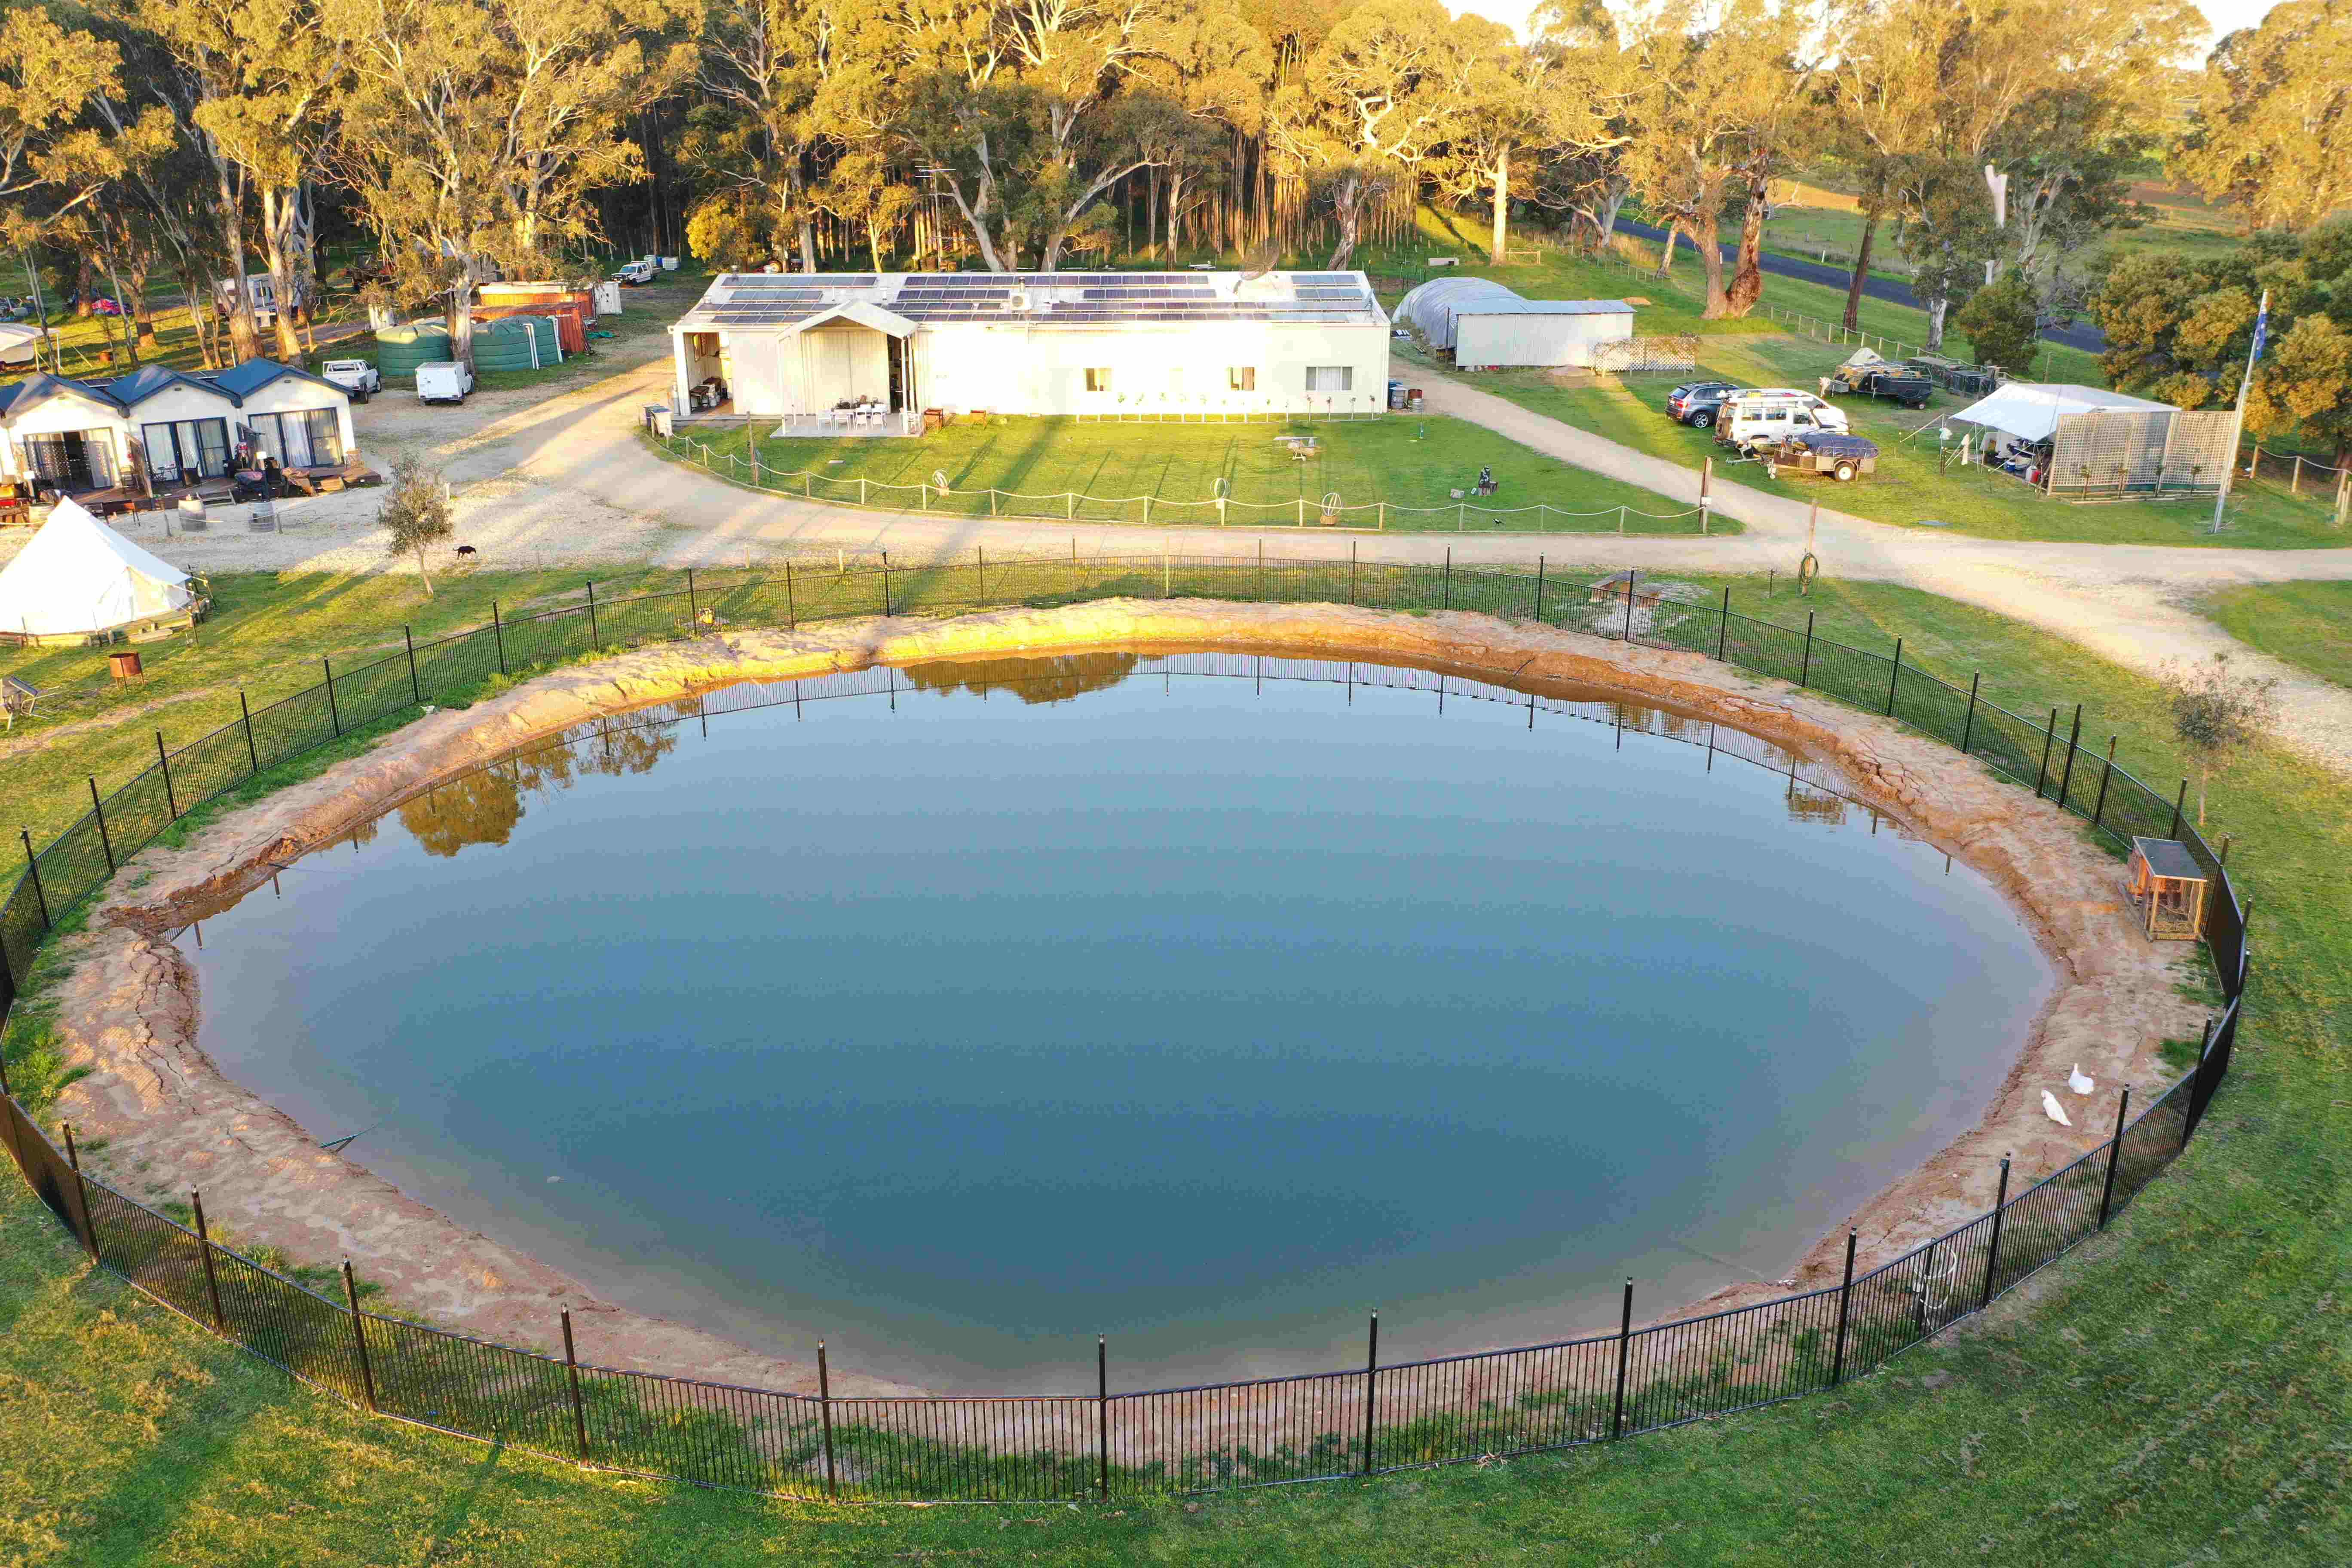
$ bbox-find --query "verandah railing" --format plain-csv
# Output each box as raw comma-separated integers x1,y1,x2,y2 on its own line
0,551,2248,1502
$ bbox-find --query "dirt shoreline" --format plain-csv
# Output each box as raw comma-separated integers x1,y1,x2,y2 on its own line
40,600,2205,1399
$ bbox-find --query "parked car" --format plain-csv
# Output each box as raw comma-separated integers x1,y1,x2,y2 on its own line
416,361,475,404
1717,389,1850,452
321,358,382,401
1760,431,1880,483
615,259,658,286
1664,380,1742,428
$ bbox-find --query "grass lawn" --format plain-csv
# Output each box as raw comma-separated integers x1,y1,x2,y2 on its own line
0,571,2343,1564
2201,581,2352,688
1458,333,2346,548
668,412,1733,533
1761,184,2257,283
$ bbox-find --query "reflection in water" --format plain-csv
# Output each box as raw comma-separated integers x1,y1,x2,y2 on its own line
398,710,686,857
901,653,1142,706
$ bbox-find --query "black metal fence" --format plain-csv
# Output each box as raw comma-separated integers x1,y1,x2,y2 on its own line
0,551,2248,1502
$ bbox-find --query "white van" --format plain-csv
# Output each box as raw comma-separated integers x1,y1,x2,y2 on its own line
1720,389,1849,451
416,361,475,404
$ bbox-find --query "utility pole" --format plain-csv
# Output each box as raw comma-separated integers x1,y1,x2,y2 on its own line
2212,291,2268,535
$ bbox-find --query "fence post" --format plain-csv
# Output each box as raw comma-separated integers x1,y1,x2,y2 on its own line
1618,505,1626,536
1716,586,1730,660
976,545,984,600
1799,612,1815,689
1442,548,1451,611
860,478,868,506
19,829,48,930
2291,455,2302,496
1458,501,1465,530
2096,1086,2132,1230
491,602,507,676
1534,555,1544,622
1829,1229,1857,1387
1885,637,1902,717
1960,673,1980,756
1610,1278,1633,1439
89,777,114,874
561,1306,590,1459
2091,737,2119,827
239,690,259,775
1378,500,1385,530
2168,778,2187,841
61,1124,97,1261
341,1259,378,1412
1096,1335,1110,1501
785,560,796,630
2033,708,2058,797
1623,569,1636,640
586,581,600,651
686,568,697,626
1978,1156,2012,1310
2184,1018,2214,1152
818,1338,838,1498
2054,704,2084,810
881,558,891,617
1348,541,1356,606
155,731,178,820
1360,1311,1379,1472
191,1190,227,1330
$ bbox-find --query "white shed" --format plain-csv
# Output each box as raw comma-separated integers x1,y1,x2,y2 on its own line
1395,278,1634,367
671,271,1392,429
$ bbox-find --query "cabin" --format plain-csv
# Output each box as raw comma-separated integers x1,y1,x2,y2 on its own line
669,271,1392,432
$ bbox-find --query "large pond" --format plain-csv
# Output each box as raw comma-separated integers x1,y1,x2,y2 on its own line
184,651,2053,1392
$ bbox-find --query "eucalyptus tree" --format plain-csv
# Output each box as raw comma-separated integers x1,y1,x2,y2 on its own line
689,0,838,272
2176,1,2352,235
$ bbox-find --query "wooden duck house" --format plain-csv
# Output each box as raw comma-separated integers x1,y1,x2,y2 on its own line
2126,837,2209,941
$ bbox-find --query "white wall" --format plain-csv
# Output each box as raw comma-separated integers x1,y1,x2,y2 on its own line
0,392,131,486
913,322,1391,416
239,376,358,465
797,320,890,409
1454,312,1632,369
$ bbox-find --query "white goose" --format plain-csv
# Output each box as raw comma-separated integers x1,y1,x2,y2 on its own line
2041,1090,2073,1128
2068,1064,2095,1096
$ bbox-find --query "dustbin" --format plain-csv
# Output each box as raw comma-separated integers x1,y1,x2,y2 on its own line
1406,389,1424,411
646,404,674,438
1387,379,1406,410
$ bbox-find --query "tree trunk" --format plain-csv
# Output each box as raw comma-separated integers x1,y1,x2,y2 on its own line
260,186,306,365
1925,293,1949,350
414,542,435,595
1326,180,1362,270
73,252,94,318
1842,210,1878,331
1656,220,1680,277
447,275,478,371
102,254,141,368
214,159,260,363
1599,182,1627,246
1490,143,1509,262
1696,210,1730,317
1724,182,1767,316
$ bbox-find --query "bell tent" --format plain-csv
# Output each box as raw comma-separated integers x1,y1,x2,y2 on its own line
0,497,194,640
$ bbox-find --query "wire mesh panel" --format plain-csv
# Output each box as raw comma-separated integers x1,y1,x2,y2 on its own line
1120,1371,1367,1494
1369,1336,1619,1468
1622,1287,1844,1433
830,1396,1096,1501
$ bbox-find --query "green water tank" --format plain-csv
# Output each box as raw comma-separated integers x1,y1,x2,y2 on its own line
377,324,454,382
471,315,560,373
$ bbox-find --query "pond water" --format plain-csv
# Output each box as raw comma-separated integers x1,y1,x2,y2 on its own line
183,651,2053,1393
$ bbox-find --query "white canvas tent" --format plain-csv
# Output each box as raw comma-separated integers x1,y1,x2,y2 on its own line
0,323,42,366
0,497,193,638
1945,383,2176,443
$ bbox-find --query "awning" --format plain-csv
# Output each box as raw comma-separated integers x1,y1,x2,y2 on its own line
785,302,916,339
1945,383,2177,443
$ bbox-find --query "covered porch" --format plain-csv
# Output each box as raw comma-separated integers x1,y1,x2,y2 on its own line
674,303,925,434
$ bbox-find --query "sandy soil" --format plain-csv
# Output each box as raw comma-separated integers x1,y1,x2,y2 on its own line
38,600,2207,1399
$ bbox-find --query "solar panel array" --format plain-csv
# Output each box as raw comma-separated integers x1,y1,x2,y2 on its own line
689,270,1377,329
721,273,876,288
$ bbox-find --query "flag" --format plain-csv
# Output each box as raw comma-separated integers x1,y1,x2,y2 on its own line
2250,290,2270,364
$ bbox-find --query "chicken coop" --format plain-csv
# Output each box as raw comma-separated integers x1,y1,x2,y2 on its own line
2126,837,2210,941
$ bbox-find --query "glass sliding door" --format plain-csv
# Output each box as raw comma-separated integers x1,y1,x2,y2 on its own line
141,418,232,484
248,409,344,470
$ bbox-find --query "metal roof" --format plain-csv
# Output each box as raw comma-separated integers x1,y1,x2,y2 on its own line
2132,837,2206,881
674,270,1388,333
1460,298,1633,316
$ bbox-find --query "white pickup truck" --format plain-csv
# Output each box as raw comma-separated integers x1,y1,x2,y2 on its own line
320,358,382,402
615,259,658,286
416,361,475,404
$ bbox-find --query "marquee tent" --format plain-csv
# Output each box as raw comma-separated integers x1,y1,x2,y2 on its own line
0,497,194,638
1945,383,2177,443
0,324,41,366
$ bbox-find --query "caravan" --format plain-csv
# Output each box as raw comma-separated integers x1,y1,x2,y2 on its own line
1715,388,1850,453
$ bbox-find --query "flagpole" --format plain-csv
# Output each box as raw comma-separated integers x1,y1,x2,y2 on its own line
2212,289,2269,534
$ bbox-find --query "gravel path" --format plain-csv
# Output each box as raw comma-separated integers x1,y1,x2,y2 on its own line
9,335,2350,776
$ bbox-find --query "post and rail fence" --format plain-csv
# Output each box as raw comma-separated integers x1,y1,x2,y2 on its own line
0,548,2247,1504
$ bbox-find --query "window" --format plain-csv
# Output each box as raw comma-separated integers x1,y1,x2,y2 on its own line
21,432,116,492
248,409,344,469
1305,366,1352,393
141,418,231,484
1084,368,1113,393
1228,367,1256,391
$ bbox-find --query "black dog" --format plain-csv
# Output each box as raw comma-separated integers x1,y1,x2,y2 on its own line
455,544,478,560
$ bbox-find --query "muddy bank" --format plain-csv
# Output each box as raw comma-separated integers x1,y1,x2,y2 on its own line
38,600,2205,1396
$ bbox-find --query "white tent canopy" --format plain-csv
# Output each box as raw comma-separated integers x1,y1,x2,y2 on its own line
0,497,193,637
1945,383,2177,443
0,323,41,365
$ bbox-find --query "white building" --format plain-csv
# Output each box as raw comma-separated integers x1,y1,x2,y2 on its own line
669,271,1392,430
1394,278,1633,368
0,358,359,495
